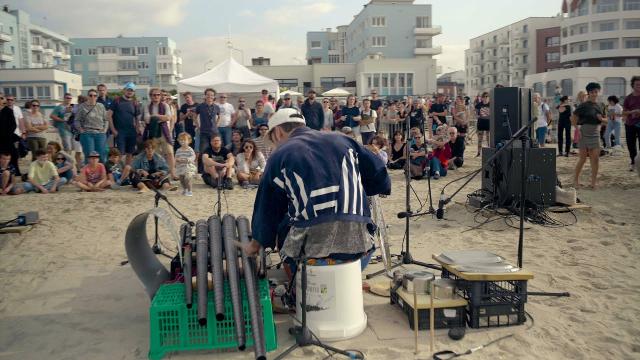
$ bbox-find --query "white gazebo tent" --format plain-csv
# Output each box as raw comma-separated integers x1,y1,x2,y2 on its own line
177,57,279,99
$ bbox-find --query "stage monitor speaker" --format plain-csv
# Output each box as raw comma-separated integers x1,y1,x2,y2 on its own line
490,87,533,148
481,147,556,208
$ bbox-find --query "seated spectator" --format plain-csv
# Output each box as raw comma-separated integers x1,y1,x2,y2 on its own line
22,149,67,193
1,152,23,195
448,127,465,169
388,130,407,170
106,148,131,187
47,141,76,183
366,135,388,165
75,151,111,192
409,133,428,179
175,132,197,196
253,124,273,162
341,126,356,140
226,129,244,156
408,126,422,147
236,139,266,188
429,126,452,179
130,140,177,192
202,135,235,190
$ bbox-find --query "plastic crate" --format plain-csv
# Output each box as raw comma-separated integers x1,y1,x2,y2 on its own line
441,268,527,328
390,290,467,330
149,279,277,360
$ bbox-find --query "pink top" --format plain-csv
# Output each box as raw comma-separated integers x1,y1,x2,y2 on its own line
82,163,106,184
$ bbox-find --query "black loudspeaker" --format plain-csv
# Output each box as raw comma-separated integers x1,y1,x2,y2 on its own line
481,147,556,208
490,87,533,148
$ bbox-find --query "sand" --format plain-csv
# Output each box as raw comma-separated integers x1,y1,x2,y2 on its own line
1,142,639,360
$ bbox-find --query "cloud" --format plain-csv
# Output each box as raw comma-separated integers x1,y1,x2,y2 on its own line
265,1,336,25
7,0,190,37
239,9,256,17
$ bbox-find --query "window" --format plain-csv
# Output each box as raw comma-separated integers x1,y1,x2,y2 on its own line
580,61,590,67
157,47,168,55
310,41,321,49
598,21,617,31
416,16,430,28
598,39,616,50
36,86,51,99
87,62,98,71
546,36,560,47
600,59,614,66
101,46,116,54
416,39,429,48
73,63,83,72
533,82,543,95
31,36,40,45
560,79,573,96
523,39,528,48
328,54,340,63
523,55,528,64
74,48,82,55
137,47,148,55
625,38,640,48
372,36,386,47
57,85,63,99
577,0,589,15
604,77,626,96
481,40,484,47
596,0,619,12
276,79,298,89
546,52,561,62
118,60,137,70
571,42,588,53
522,25,528,33
19,86,34,100
625,19,640,29
371,16,386,27
328,41,336,51
624,0,640,10
138,76,150,85
624,58,639,66
3,87,17,96
120,47,134,56
137,61,149,69
493,49,497,56
493,35,497,43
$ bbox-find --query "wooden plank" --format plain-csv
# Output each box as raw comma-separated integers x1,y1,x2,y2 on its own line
396,288,467,309
0,225,32,234
432,255,534,281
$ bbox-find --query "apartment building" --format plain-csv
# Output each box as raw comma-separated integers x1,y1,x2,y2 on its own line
0,7,71,71
70,37,183,99
465,17,562,96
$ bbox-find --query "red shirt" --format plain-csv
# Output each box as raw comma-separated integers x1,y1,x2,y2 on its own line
433,142,452,168
623,93,640,126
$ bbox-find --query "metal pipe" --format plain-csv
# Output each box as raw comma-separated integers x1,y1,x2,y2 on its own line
208,216,225,321
223,214,246,350
258,247,266,279
238,216,266,360
195,219,209,326
181,223,193,308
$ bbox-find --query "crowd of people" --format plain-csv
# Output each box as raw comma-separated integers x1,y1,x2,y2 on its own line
1,75,639,196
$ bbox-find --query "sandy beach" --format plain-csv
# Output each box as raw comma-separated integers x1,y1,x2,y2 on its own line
1,142,639,360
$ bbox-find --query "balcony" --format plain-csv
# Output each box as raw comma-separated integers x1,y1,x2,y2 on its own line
498,36,509,45
513,62,528,70
157,67,176,75
98,70,139,76
30,63,44,68
471,57,481,65
176,57,182,65
485,42,498,49
61,54,71,60
0,53,13,62
31,44,44,52
0,33,11,42
513,47,528,55
498,51,509,59
413,25,442,36
513,30,529,39
414,45,442,56
43,48,54,55
53,51,62,58
485,54,497,61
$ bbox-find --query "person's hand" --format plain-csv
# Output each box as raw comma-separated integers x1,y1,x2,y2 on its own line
139,170,149,177
242,239,261,257
111,129,118,138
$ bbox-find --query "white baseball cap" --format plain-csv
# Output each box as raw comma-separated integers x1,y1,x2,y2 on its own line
268,108,306,133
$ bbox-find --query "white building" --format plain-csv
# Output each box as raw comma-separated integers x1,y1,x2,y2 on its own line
526,0,640,99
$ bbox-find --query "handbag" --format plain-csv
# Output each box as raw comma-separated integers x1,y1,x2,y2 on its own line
360,112,374,126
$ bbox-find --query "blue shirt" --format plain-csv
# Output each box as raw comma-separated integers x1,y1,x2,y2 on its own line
341,106,360,128
196,103,220,135
251,127,391,249
109,97,141,135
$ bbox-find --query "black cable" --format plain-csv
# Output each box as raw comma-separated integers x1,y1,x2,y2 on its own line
0,217,19,229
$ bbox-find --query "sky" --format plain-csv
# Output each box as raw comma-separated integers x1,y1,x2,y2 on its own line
8,0,563,78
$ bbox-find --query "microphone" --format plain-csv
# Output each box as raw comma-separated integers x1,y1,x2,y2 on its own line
397,211,412,219
436,192,447,220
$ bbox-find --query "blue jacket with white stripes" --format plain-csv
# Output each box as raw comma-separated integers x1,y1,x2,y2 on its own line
251,127,391,249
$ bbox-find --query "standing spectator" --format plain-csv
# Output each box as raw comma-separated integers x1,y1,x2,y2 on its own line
300,89,324,130
226,130,244,156
359,98,377,145
251,100,270,137
448,127,465,169
573,82,606,189
175,132,197,196
296,96,304,110
71,95,87,168
322,98,333,131
1,152,23,195
475,92,491,156
573,90,588,150
50,93,75,152
236,139,266,188
163,91,178,138
24,100,49,161
408,97,426,135
202,135,235,190
387,130,406,170
556,96,572,157
0,94,21,173
453,96,468,141
253,124,273,162
604,95,623,150
623,76,640,171
232,97,252,140
195,88,220,157
75,151,110,192
279,94,299,111
428,93,448,133
108,82,141,165
75,89,108,164
534,93,550,147
260,89,275,115
130,140,177,192
22,149,67,193
143,88,176,178
96,84,113,109
4,94,24,176
217,93,235,147
178,92,198,148
340,95,361,139
370,89,383,133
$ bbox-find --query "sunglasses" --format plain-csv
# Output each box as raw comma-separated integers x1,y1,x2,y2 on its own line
259,128,268,131
88,94,97,97
56,157,65,161
220,96,227,99
151,94,161,96
32,104,40,107
244,146,254,149
323,101,329,104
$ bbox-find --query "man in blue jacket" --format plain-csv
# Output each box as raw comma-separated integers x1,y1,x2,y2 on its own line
300,89,324,131
244,108,391,267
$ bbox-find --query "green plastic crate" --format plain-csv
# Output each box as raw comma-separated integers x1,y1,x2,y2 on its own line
149,278,277,360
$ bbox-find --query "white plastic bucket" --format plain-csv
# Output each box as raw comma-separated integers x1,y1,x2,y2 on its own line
296,259,367,341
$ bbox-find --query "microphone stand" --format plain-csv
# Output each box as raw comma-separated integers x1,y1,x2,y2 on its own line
149,186,194,257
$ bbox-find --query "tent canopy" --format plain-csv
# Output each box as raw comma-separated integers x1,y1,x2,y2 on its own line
280,89,303,97
177,57,279,95
322,87,352,97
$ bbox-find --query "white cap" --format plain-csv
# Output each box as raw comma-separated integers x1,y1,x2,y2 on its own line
268,108,306,133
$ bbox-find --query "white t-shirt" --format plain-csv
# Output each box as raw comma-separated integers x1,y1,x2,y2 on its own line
360,109,377,133
12,105,23,136
536,102,549,129
217,102,235,127
609,103,623,122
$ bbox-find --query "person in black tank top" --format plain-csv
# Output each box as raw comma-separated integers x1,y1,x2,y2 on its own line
556,96,572,156
387,130,406,170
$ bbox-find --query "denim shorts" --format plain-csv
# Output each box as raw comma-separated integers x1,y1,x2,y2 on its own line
116,134,138,154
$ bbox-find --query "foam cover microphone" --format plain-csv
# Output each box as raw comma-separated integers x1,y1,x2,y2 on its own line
397,211,412,219
436,193,446,220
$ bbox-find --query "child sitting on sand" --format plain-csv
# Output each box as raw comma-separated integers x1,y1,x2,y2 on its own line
174,132,196,196
75,151,110,192
106,148,131,188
